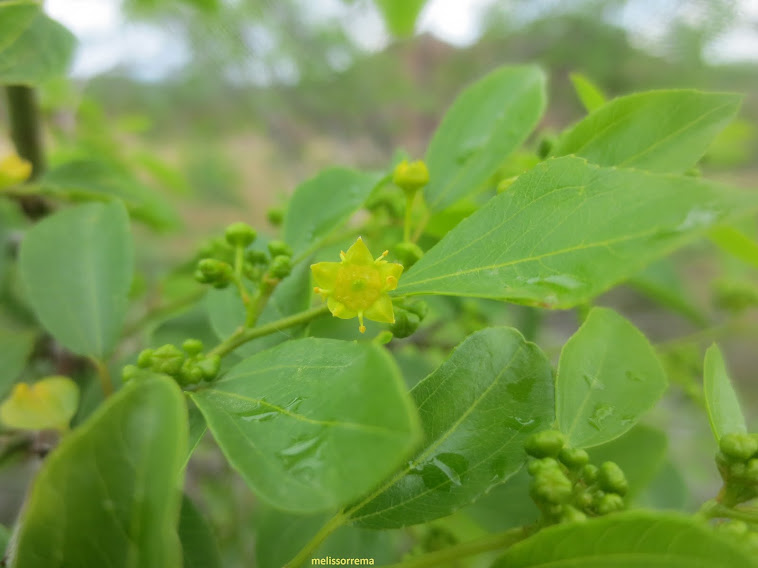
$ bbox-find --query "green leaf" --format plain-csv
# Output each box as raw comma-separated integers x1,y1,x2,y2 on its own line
556,308,667,449
179,495,222,568
0,2,75,86
588,424,667,499
704,343,747,441
206,259,312,356
190,338,421,513
424,65,546,212
0,327,35,396
19,201,134,359
628,259,706,325
40,160,179,231
492,511,757,568
464,467,539,532
186,403,207,461
256,506,400,568
375,0,427,37
569,72,606,112
636,460,689,510
553,90,741,173
283,168,382,258
709,225,758,268
13,376,188,568
396,157,758,308
350,327,554,528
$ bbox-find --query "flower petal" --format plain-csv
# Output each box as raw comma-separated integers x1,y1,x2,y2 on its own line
365,295,395,323
311,261,340,288
327,297,357,320
344,237,374,265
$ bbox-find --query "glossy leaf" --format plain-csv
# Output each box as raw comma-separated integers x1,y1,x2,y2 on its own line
283,168,382,258
375,0,427,37
704,344,747,441
424,65,547,212
397,157,758,307
556,308,667,449
709,225,758,268
13,376,187,568
492,511,757,568
191,338,421,513
206,259,312,356
569,72,606,112
588,424,667,499
0,327,35,396
19,202,134,359
350,327,554,528
179,495,222,568
0,1,75,85
553,90,741,173
40,160,179,231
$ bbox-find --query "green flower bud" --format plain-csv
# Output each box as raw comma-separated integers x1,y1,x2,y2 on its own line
137,348,154,368
197,355,221,380
122,364,140,382
266,207,284,226
393,159,429,195
197,258,234,287
404,300,429,321
389,308,421,339
582,464,599,483
720,433,758,461
559,447,590,469
152,344,185,376
179,361,204,385
269,255,292,279
537,135,556,159
574,490,593,510
393,241,424,269
729,461,747,480
598,462,628,496
267,240,293,258
527,457,560,476
596,493,624,515
225,222,257,247
182,339,204,356
559,504,587,523
531,466,573,505
525,430,567,458
245,249,269,265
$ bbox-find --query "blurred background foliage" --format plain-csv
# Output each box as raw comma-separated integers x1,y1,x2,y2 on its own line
2,0,758,565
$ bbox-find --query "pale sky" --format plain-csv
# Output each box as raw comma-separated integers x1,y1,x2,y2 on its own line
45,0,758,80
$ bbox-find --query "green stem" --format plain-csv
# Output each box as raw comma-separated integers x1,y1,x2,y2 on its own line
701,501,758,524
245,277,277,327
208,304,329,358
122,288,206,338
385,526,531,568
284,511,347,567
5,85,49,219
90,358,113,397
232,244,253,311
403,193,414,242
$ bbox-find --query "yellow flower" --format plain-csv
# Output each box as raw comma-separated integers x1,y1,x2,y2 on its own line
0,153,32,190
311,237,403,333
0,376,79,432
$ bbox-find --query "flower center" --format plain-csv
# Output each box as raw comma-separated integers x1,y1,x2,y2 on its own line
334,264,382,311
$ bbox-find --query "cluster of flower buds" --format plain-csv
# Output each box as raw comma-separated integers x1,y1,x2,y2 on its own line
122,339,221,386
194,222,292,288
715,520,758,554
525,430,628,524
715,432,758,505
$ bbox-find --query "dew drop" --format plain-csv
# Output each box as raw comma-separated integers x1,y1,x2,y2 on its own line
235,398,279,422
